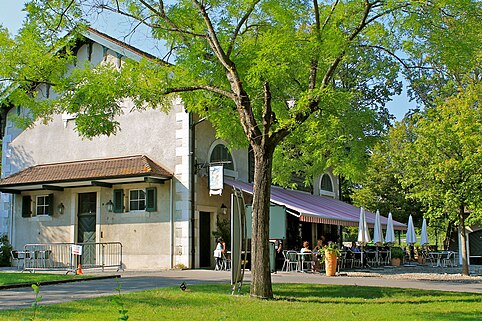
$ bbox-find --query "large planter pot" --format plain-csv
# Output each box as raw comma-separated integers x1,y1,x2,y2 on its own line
324,252,337,276
391,258,401,267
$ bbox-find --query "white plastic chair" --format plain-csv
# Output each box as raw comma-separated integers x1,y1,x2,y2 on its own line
285,251,299,272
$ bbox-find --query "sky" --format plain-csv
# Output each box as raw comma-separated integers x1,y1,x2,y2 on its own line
0,0,414,120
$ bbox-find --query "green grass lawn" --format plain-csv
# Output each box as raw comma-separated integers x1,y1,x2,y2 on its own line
0,272,90,286
0,283,481,320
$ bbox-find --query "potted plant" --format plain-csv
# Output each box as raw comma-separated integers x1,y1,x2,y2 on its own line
390,247,404,267
321,242,341,276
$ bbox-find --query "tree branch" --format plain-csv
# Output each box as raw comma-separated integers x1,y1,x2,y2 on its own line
161,85,235,99
226,0,261,57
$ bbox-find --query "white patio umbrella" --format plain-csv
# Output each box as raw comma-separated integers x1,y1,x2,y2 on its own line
357,207,371,267
373,210,384,245
420,217,429,246
385,212,395,244
405,215,417,265
373,210,384,266
406,215,417,245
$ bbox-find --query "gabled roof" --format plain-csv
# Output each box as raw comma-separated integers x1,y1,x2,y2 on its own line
0,155,172,193
225,178,406,230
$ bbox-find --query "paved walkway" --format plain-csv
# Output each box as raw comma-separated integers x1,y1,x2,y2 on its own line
0,268,481,310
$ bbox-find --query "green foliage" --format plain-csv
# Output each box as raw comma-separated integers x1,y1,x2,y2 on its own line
0,234,12,266
22,283,42,321
212,217,230,249
390,247,405,259
113,281,129,321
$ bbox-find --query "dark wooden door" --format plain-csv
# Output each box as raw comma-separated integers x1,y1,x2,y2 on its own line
199,212,211,268
78,192,96,266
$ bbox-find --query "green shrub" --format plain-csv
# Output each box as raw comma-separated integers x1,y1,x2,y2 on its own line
0,234,13,266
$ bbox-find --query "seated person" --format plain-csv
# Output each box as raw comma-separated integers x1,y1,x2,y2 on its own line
350,241,361,253
301,241,311,253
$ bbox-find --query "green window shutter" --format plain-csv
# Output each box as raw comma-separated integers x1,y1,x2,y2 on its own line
22,195,32,217
47,194,54,216
145,187,157,212
113,189,124,213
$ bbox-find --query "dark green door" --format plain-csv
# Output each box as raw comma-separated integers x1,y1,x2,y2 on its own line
78,192,97,267
199,212,211,268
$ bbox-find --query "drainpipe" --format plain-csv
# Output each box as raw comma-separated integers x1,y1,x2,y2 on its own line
189,113,206,269
169,179,174,269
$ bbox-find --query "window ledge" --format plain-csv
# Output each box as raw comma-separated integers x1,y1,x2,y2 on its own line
31,216,53,222
117,211,151,218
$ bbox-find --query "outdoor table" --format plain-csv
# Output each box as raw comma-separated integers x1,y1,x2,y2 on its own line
428,251,448,267
296,252,317,272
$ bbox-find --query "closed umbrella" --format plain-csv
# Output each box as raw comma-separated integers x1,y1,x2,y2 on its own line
357,207,370,267
420,217,429,246
373,210,384,266
385,212,395,244
406,215,417,245
405,215,417,265
373,210,384,245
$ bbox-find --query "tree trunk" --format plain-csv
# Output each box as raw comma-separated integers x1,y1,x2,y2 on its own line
458,205,469,276
249,144,275,299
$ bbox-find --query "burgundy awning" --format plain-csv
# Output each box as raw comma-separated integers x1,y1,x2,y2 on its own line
225,178,406,230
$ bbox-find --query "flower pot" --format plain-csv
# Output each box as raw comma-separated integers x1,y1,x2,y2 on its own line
417,256,425,265
324,252,337,276
391,258,401,267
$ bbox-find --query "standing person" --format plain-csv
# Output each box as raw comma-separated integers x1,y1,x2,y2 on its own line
214,237,225,270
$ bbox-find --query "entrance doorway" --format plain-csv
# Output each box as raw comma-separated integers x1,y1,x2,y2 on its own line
199,211,211,268
77,192,96,266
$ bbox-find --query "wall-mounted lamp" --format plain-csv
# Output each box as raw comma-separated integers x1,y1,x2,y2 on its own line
57,203,65,215
220,203,228,215
106,200,114,213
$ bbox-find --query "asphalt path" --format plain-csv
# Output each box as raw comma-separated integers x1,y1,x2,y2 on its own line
1,269,481,311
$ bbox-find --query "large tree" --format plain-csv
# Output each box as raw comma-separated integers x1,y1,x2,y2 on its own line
1,0,480,298
389,83,482,275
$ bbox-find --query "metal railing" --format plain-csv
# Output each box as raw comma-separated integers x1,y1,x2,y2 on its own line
23,242,123,273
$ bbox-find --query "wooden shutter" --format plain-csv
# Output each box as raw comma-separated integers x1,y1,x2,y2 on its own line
113,189,124,213
22,195,32,217
145,187,157,212
47,194,54,216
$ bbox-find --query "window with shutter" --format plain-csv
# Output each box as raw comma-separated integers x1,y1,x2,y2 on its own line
145,187,157,212
47,194,54,216
113,189,124,213
22,195,32,217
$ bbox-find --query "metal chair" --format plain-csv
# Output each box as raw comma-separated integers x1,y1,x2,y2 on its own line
285,250,299,272
10,250,26,270
442,251,454,267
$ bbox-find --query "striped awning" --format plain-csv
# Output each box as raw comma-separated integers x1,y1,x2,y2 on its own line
225,178,406,230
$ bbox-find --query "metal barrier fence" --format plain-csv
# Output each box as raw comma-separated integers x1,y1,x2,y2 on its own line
23,242,123,273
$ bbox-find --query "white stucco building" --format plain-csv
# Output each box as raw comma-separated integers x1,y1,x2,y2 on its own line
0,28,409,271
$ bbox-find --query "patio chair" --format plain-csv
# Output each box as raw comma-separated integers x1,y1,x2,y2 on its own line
10,250,26,270
285,250,299,272
442,251,454,267
281,250,288,272
300,252,315,272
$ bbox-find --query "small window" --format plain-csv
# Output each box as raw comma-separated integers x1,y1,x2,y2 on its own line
129,189,146,211
36,195,49,216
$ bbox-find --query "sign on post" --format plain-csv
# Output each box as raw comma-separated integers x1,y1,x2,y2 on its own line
71,244,83,256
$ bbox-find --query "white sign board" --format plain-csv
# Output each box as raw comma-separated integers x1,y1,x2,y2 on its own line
71,244,83,256
209,165,224,195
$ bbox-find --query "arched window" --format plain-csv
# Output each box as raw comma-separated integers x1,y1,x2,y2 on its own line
319,174,335,198
320,174,333,192
210,144,234,170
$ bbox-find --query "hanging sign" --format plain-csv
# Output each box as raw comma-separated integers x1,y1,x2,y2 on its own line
209,165,224,195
